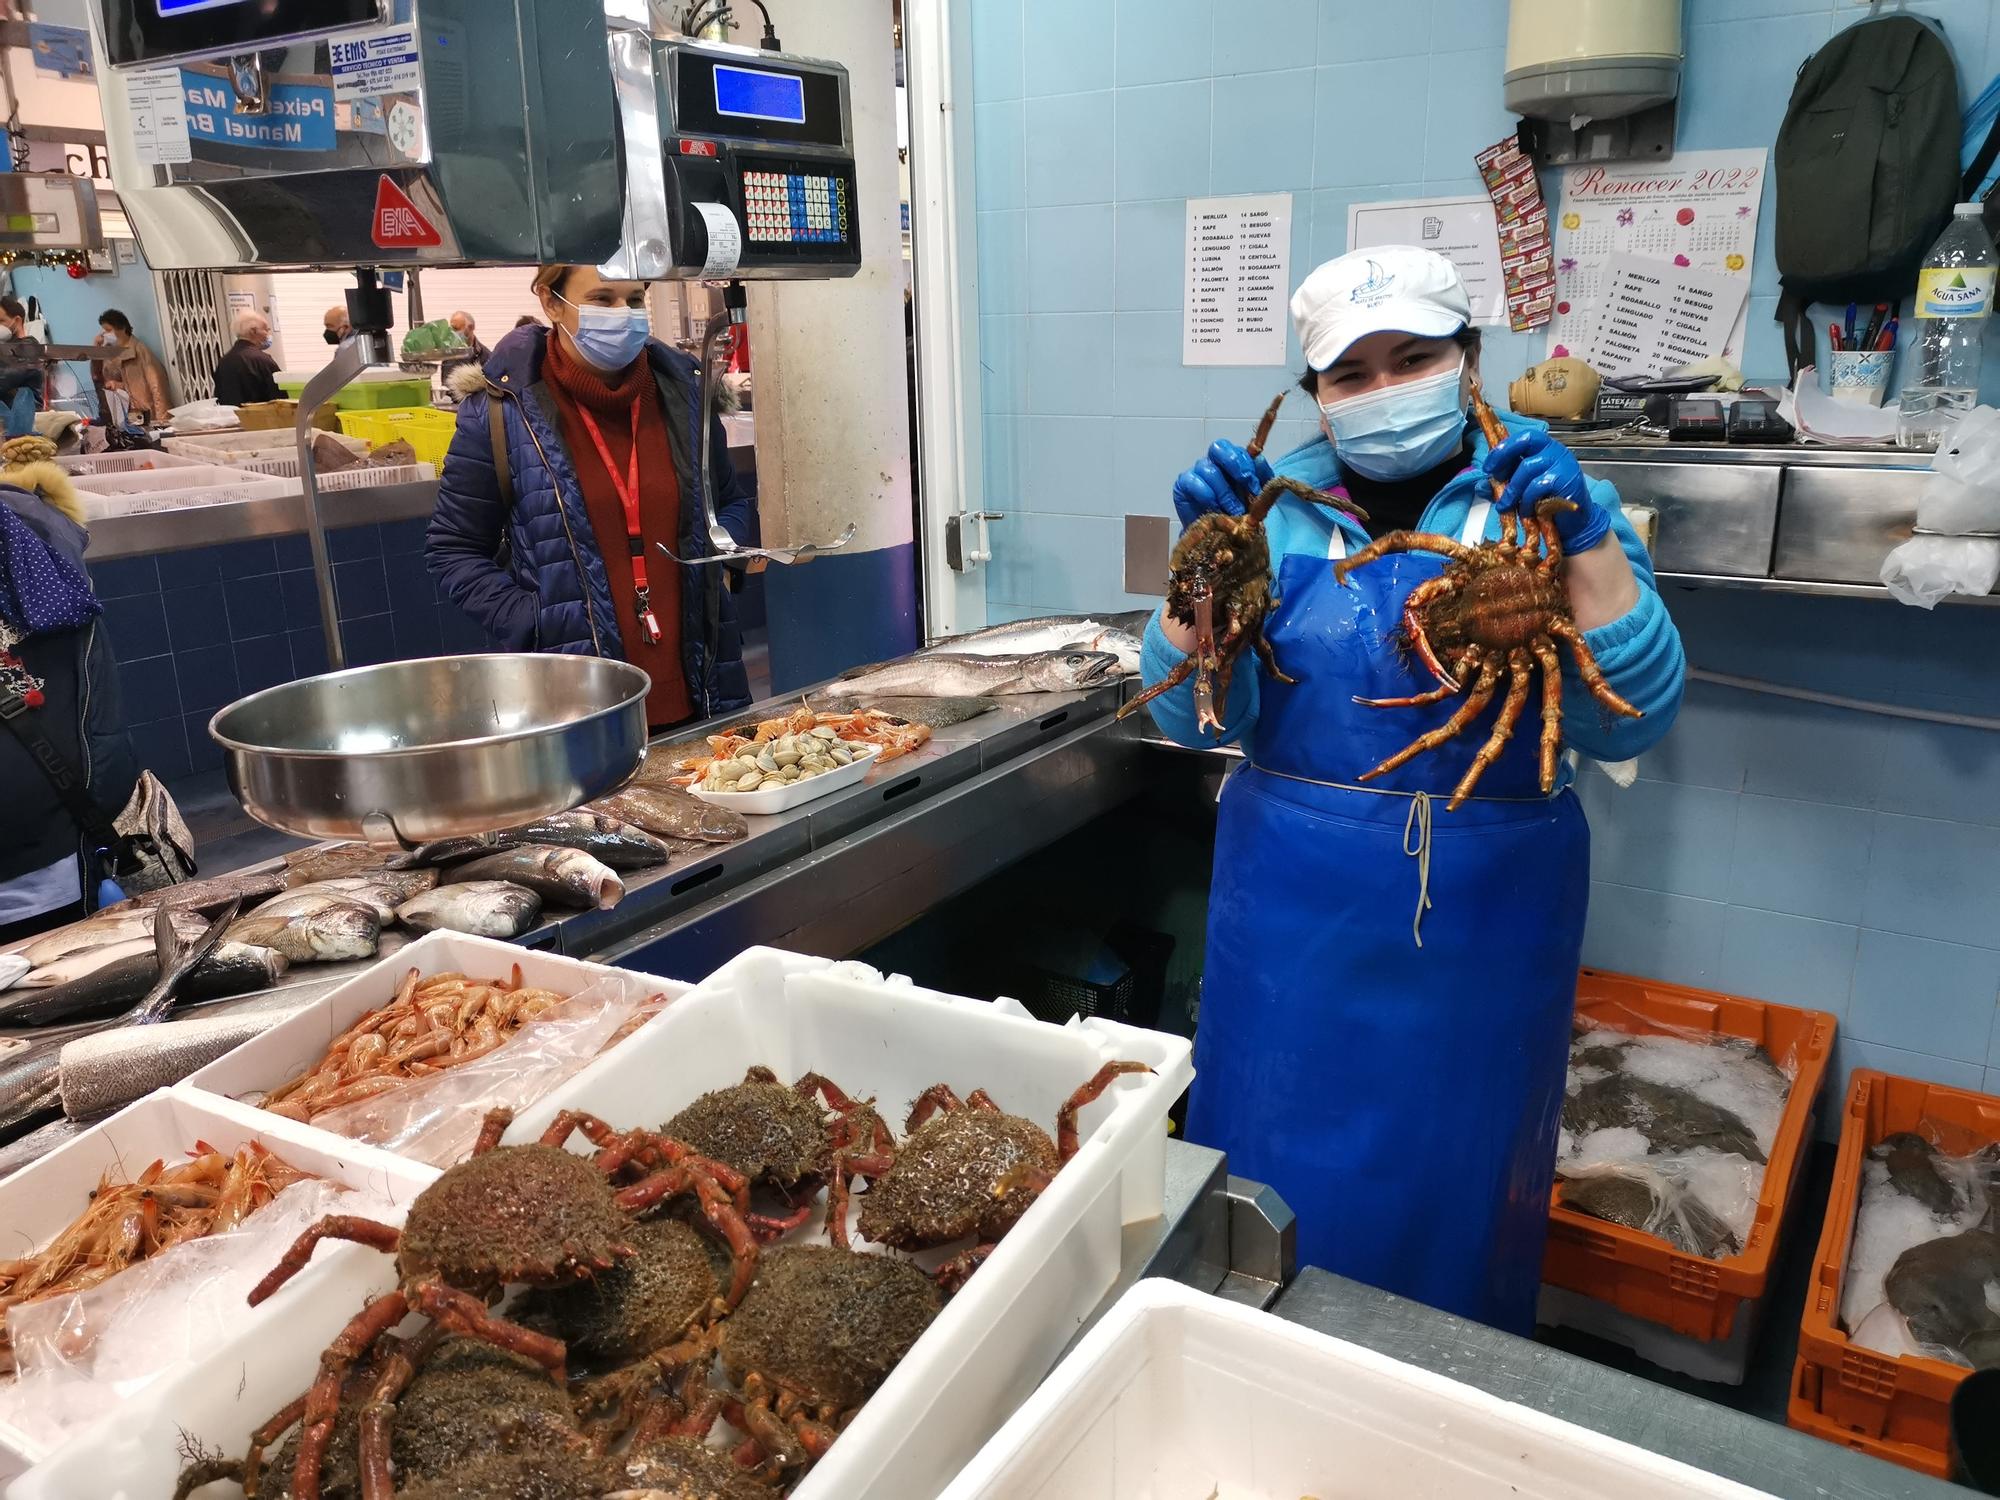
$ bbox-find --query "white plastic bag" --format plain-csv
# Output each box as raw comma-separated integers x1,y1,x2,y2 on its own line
1881,407,2000,605
1882,536,2000,608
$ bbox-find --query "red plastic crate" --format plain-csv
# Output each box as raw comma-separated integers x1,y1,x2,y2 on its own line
1541,968,1836,1342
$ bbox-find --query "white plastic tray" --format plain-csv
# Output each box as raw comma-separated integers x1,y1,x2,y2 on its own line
0,1090,433,1480
507,946,1193,1500
182,931,685,1150
689,740,881,814
942,1280,1774,1500
68,464,294,498
162,431,366,462
55,452,207,476
233,457,435,487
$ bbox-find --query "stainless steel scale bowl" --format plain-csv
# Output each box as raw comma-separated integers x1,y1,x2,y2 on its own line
210,655,650,846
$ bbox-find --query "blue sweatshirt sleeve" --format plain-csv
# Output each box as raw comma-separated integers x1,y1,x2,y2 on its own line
1136,608,1260,747
1562,478,1686,761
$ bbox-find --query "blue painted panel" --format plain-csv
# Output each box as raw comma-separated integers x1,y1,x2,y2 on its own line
763,542,919,693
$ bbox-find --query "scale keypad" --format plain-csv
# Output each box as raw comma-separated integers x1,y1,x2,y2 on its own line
741,168,849,245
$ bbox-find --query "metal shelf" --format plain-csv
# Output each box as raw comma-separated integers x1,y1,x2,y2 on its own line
1655,570,2000,606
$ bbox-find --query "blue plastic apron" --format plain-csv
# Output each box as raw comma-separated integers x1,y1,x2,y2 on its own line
1185,499,1588,1334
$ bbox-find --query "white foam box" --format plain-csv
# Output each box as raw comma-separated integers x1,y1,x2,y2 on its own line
942,1280,1775,1500
503,946,1194,1500
181,931,687,1148
0,1089,434,1482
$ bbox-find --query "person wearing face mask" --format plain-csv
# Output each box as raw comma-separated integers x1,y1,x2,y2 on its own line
211,310,281,407
426,263,756,726
96,309,173,426
322,305,353,348
1142,246,1685,1335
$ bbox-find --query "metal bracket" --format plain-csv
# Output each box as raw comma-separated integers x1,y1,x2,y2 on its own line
944,510,1002,571
1216,1174,1295,1308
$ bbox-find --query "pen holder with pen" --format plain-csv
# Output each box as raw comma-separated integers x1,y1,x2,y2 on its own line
1826,349,1894,407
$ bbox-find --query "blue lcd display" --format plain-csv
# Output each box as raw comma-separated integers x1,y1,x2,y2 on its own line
713,64,806,125
157,0,255,14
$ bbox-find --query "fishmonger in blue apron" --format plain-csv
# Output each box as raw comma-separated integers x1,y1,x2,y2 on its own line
1141,246,1687,1333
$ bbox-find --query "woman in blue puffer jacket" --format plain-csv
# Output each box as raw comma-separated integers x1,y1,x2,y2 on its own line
427,263,756,727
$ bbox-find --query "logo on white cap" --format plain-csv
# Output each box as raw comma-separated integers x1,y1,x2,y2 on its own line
1348,259,1395,308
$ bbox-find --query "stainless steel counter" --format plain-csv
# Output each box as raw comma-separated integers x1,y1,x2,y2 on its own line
83,479,439,561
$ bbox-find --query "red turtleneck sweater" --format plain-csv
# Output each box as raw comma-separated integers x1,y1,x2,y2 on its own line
543,332,693,728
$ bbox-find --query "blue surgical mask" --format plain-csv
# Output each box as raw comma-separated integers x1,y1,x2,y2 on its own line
560,296,651,371
1319,358,1468,481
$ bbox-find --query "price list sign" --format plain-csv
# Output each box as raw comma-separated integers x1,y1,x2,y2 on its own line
1182,193,1292,367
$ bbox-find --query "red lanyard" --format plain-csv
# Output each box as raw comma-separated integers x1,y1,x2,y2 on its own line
575,397,662,645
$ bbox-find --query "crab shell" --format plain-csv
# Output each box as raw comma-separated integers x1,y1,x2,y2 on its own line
513,1215,722,1368
718,1244,942,1410
391,1338,585,1484
663,1078,836,1190
389,1446,619,1500
856,1109,1059,1250
395,1144,634,1288
617,1434,772,1500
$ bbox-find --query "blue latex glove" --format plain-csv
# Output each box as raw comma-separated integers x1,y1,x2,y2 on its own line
1482,429,1611,553
1171,439,1273,529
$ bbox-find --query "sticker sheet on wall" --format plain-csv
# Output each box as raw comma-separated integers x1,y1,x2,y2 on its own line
1545,148,1766,365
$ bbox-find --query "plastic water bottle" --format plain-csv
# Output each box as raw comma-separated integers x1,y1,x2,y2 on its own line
1899,203,1997,448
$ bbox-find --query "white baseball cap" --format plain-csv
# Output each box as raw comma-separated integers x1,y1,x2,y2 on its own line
1291,246,1471,372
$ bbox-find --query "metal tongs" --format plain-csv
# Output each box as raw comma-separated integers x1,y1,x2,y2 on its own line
660,299,857,568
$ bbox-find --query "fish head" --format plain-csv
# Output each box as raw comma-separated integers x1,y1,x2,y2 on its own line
1058,650,1121,687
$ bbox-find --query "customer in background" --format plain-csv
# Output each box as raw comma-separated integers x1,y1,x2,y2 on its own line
323,305,353,348
211,310,281,407
427,263,756,728
0,463,138,942
0,296,45,439
96,309,173,425
448,311,491,364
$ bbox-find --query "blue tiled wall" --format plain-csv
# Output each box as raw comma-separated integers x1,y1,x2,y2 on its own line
970,0,2000,611
89,519,489,780
969,1,2000,1104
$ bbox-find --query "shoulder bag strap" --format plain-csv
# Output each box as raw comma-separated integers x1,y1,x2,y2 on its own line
486,384,515,509
0,681,144,871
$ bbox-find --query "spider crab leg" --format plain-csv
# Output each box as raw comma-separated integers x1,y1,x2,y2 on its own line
1532,637,1564,792
1357,657,1502,783
1549,616,1642,720
1449,649,1533,809
1357,645,1481,709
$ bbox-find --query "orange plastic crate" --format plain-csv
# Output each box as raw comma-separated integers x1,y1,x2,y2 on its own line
1788,1070,2000,1479
1541,968,1836,1343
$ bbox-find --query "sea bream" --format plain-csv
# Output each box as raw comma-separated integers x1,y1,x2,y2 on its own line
226,901,381,963
248,874,433,926
441,845,624,910
832,649,1121,700
396,881,544,938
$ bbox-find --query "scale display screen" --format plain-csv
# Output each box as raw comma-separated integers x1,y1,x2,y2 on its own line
714,64,805,125
156,0,254,14
103,0,381,68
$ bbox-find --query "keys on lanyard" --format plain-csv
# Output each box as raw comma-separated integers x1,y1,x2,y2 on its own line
577,396,663,646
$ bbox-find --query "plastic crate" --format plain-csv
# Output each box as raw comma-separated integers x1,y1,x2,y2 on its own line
276,375,430,410
55,451,208,476
335,406,456,466
234,456,435,488
1788,1070,2000,1479
1540,969,1836,1347
941,1280,1774,1499
163,430,368,464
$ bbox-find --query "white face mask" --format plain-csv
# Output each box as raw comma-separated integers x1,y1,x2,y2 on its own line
1319,357,1468,480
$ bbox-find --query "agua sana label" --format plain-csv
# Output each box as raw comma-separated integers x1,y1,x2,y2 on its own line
1916,266,1996,319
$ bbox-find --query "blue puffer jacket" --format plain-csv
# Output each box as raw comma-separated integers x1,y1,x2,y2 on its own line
426,326,755,718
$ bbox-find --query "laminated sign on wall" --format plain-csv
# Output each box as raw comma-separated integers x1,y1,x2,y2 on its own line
1183,194,1292,366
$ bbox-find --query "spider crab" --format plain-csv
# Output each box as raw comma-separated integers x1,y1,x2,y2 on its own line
1118,393,1366,736
242,1106,756,1500
1333,380,1640,809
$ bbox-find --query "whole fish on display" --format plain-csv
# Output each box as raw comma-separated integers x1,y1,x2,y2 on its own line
440,844,625,909
256,875,433,925
11,908,210,970
921,618,1143,675
14,937,163,989
0,941,288,1029
833,649,1121,699
593,784,749,844
396,880,545,938
226,901,381,964
0,902,242,1144
283,841,421,887
813,695,998,729
411,811,672,871
104,867,288,913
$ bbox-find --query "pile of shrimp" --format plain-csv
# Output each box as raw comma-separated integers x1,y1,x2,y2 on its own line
0,1142,311,1373
261,965,570,1124
663,704,932,786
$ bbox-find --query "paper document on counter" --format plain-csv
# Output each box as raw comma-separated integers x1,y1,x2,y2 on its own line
1347,195,1506,325
1575,254,1747,377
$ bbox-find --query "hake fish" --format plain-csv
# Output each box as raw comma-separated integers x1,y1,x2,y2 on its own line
396,881,544,938
441,845,624,910
917,614,1104,656
0,941,287,1029
226,901,381,963
15,937,163,989
833,649,1121,699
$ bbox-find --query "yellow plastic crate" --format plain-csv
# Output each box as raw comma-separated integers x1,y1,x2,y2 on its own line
336,406,457,467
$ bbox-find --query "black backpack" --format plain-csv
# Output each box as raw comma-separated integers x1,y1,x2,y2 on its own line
1773,15,1964,373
